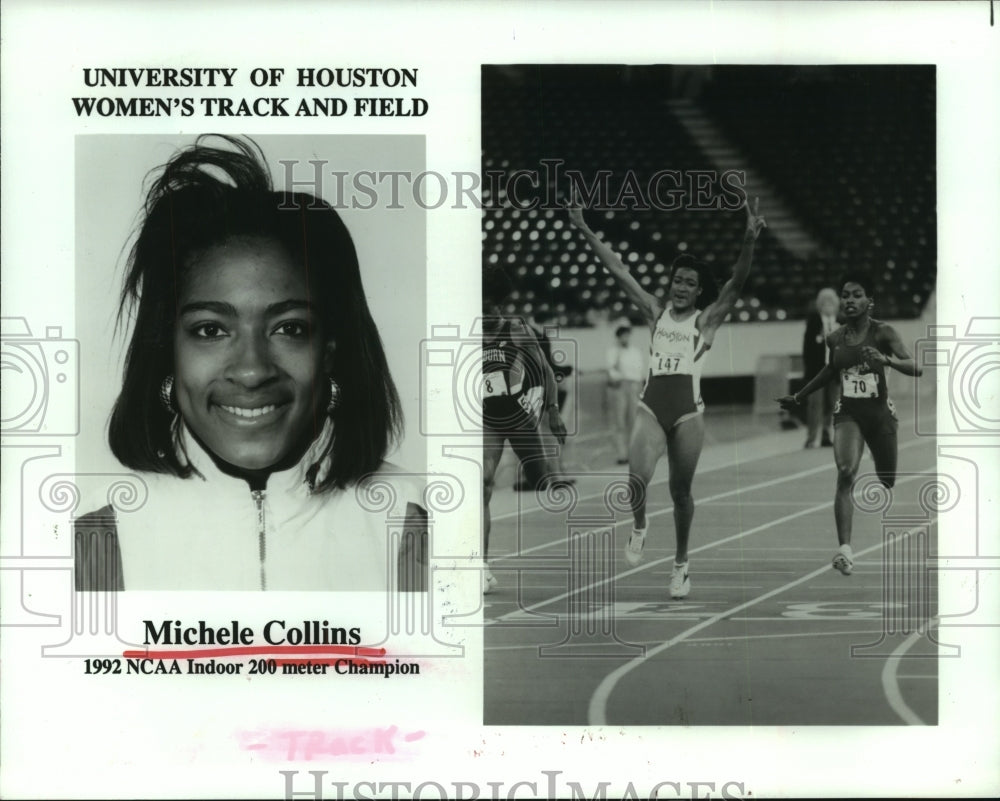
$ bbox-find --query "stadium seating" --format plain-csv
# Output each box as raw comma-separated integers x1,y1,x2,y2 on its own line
482,65,935,326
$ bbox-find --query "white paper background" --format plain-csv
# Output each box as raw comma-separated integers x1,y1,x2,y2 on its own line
2,1,998,798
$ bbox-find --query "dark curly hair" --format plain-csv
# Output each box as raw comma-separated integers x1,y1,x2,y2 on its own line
839,270,875,298
109,135,402,490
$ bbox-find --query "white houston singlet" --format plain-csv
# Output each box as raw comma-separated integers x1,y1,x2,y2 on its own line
639,303,710,431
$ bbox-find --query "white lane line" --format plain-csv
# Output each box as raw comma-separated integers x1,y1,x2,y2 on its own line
496,469,930,626
587,518,931,725
491,457,827,524
492,468,922,623
693,501,829,506
710,547,845,552
881,623,937,725
730,616,888,622
491,425,931,523
492,436,927,558
684,629,881,644
695,560,846,564
494,503,831,623
485,640,665,652
493,464,832,560
487,630,884,650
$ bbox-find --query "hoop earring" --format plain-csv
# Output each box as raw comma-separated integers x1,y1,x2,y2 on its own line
327,377,340,414
160,375,177,414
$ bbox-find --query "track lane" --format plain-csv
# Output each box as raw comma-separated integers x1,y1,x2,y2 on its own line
484,431,938,725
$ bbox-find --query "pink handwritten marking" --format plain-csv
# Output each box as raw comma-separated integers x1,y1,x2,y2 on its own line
237,727,426,762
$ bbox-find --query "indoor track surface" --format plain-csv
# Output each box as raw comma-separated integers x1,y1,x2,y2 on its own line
484,388,940,726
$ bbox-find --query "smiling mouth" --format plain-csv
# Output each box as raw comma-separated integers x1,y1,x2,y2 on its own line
216,403,282,420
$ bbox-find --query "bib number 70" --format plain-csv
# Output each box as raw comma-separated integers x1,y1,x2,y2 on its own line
841,370,878,399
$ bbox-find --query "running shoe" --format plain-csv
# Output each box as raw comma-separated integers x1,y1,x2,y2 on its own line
624,528,646,566
669,562,691,599
483,565,499,594
832,553,853,576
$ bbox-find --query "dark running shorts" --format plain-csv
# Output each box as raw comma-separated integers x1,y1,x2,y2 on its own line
834,397,898,439
638,374,703,434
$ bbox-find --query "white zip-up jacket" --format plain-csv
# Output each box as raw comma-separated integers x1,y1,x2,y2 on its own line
74,421,427,592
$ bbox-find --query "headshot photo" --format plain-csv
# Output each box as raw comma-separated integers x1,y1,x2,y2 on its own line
72,134,428,592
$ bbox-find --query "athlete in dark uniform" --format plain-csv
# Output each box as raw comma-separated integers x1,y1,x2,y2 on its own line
482,316,552,482
569,192,766,599
482,268,567,593
779,272,922,575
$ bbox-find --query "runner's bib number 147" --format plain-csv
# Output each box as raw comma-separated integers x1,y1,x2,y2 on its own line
652,351,686,375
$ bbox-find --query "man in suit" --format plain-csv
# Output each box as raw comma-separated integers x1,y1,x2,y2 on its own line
803,287,840,448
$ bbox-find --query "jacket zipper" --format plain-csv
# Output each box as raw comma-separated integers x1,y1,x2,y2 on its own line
251,490,267,590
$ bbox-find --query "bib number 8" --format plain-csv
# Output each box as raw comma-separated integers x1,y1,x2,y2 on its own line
483,370,509,398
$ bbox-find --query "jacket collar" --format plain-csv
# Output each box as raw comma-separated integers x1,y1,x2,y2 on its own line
173,417,336,494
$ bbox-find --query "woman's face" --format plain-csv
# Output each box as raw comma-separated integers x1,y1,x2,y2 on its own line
173,237,329,473
840,282,871,321
669,266,701,310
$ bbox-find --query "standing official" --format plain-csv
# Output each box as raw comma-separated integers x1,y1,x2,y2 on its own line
802,287,840,448
606,324,646,464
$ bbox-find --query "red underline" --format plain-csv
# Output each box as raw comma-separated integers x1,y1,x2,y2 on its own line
122,645,387,660
271,658,384,667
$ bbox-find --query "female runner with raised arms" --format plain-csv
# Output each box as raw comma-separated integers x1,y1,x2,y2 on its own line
568,192,766,598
